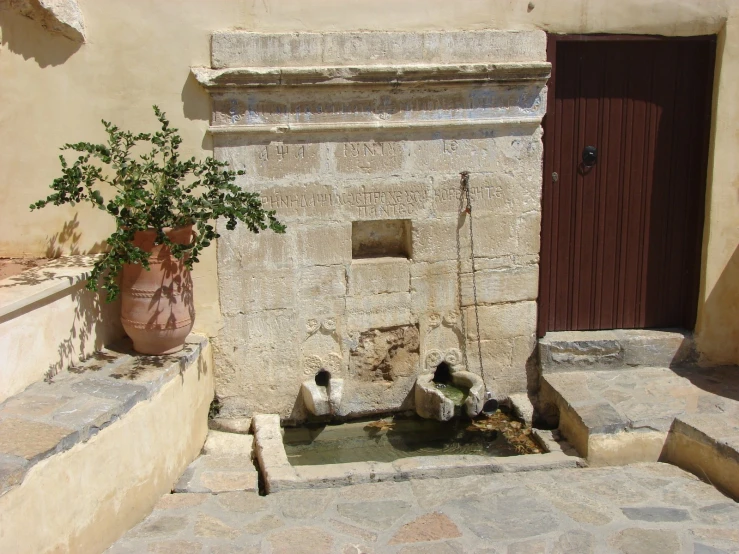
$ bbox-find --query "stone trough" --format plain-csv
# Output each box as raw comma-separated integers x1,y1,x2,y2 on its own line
251,410,583,493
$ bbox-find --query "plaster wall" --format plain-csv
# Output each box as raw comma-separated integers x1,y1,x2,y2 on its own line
0,341,214,554
0,0,737,362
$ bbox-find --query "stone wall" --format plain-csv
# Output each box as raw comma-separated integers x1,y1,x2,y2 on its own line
198,30,548,420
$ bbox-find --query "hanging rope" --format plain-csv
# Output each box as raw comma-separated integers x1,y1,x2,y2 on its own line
460,171,487,395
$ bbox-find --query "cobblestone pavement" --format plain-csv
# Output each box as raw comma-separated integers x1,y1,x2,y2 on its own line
109,462,739,553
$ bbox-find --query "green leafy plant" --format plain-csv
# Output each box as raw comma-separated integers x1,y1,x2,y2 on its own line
31,106,285,301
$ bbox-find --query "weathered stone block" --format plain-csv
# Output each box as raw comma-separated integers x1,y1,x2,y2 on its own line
349,325,420,383
218,223,293,270
412,137,497,174
295,223,352,266
219,269,297,316
410,261,459,314
464,301,537,340
460,265,539,306
348,258,410,296
516,211,542,256
411,217,461,263
429,173,513,218
298,265,347,315
346,293,413,331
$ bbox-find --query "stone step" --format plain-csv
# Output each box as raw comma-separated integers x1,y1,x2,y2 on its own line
0,335,214,554
540,366,739,499
174,430,258,494
539,328,696,373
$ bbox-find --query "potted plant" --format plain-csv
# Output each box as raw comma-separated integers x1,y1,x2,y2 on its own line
31,106,285,354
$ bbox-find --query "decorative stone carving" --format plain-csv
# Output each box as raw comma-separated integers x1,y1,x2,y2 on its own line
1,0,86,42
414,370,484,421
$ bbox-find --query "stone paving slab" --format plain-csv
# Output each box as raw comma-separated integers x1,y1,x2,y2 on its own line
541,366,739,488
543,366,739,440
108,462,739,553
0,335,208,497
175,431,258,494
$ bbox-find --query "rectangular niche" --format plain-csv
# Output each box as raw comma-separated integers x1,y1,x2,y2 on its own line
352,220,412,259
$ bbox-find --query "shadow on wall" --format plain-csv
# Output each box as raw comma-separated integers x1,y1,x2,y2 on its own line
0,260,123,381
181,71,213,151
46,278,122,380
699,243,739,365
45,214,107,258
0,10,81,67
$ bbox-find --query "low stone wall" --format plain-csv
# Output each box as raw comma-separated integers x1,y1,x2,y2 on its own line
0,337,214,554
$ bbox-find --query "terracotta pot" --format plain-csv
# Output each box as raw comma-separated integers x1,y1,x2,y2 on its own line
120,225,195,355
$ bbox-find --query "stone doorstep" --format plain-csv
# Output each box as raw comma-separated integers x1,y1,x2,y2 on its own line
252,412,584,494
541,368,739,486
0,335,208,497
539,328,696,373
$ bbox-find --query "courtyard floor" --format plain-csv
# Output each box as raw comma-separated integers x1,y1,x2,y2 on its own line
108,462,739,554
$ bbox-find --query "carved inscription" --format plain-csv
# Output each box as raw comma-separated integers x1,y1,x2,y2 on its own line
258,144,307,161
259,184,504,217
342,142,397,158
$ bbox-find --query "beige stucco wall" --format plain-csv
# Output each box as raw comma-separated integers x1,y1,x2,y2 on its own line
0,341,213,554
1,0,737,362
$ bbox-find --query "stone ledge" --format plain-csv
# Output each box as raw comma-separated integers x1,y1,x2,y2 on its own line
0,255,98,320
208,116,544,136
211,30,546,69
252,413,583,493
192,62,551,89
0,335,213,554
0,335,208,497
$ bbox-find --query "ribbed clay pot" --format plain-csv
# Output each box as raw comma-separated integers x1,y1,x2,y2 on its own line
120,225,195,355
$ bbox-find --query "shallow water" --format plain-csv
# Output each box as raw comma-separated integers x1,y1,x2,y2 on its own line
433,382,468,405
283,413,533,466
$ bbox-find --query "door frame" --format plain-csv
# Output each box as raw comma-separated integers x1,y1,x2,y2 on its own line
537,33,716,337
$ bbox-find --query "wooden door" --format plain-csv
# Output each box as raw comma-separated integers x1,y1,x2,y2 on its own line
538,36,715,336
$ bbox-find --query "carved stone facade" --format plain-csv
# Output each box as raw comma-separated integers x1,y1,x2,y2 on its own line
194,30,549,421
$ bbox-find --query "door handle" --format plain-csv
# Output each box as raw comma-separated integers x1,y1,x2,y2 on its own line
582,146,597,167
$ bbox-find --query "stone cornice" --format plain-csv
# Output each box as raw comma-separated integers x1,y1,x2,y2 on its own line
192,62,551,89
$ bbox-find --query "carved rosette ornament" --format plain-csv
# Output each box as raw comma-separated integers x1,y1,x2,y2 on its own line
443,312,459,326
424,350,443,370
427,313,442,329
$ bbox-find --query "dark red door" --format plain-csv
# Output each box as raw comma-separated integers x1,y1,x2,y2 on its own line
538,36,715,336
